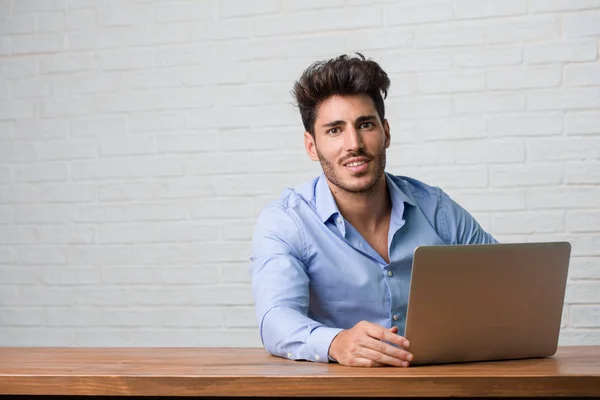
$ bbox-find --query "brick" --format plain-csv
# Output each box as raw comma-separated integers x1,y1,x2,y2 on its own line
527,187,600,209
71,245,130,265
74,205,130,223
163,308,222,328
100,136,156,157
416,26,485,47
99,178,215,201
559,329,600,345
190,198,255,220
39,53,95,74
40,266,102,285
487,66,560,90
13,0,67,13
0,58,38,79
220,221,255,241
491,164,564,187
527,138,600,162
0,308,43,326
71,157,184,180
455,92,526,114
0,206,15,225
386,1,454,25
565,282,600,303
0,101,37,120
161,266,220,285
0,167,10,184
486,15,560,43
14,204,72,223
417,71,485,93
11,33,64,54
253,7,382,37
197,329,262,347
219,262,253,284
40,97,93,118
282,0,344,11
104,309,163,327
394,116,486,142
74,329,132,346
128,201,188,222
11,76,67,99
155,1,215,22
531,0,600,12
400,166,488,189
128,112,187,132
569,257,600,280
69,72,128,95
0,185,38,204
0,14,36,34
568,210,600,233
525,40,598,64
192,285,253,306
98,224,158,244
222,306,258,328
39,183,97,203
491,211,565,234
13,163,68,183
0,143,37,162
128,71,183,90
23,225,94,244
445,190,526,212
529,88,600,110
156,131,219,153
39,139,97,160
455,140,525,164
564,11,600,37
454,48,522,67
566,111,600,135
488,113,563,137
155,43,216,68
565,63,600,87
383,51,452,73
97,49,156,70
0,36,8,56
0,328,74,346
455,0,527,18
566,161,600,184
96,4,153,26
217,127,292,152
219,0,279,18
184,64,246,86
387,96,453,118
44,308,104,326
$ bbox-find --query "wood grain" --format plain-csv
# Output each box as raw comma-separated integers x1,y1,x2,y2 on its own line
1,346,599,397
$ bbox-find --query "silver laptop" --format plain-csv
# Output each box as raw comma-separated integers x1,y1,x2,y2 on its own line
404,242,571,366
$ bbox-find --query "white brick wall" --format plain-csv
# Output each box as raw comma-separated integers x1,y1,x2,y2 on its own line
1,0,599,347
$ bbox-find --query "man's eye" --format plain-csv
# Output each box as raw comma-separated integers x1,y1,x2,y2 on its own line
327,127,340,135
360,122,373,129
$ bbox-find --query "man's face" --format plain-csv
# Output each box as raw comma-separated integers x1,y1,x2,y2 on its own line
304,94,390,194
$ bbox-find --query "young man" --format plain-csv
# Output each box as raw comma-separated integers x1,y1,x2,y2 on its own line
250,54,497,367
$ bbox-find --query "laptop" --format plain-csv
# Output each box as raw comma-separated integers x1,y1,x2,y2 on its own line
404,242,571,366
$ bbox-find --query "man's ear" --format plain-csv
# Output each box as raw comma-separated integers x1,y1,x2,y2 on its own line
304,131,319,161
383,119,391,149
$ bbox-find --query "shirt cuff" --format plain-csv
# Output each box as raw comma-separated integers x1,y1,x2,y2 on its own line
306,326,344,363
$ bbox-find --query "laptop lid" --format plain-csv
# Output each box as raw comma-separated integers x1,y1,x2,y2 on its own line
404,242,571,366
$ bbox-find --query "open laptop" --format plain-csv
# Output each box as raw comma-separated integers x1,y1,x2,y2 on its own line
404,242,571,366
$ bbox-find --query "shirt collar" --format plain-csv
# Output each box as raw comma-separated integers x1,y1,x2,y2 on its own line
314,172,416,224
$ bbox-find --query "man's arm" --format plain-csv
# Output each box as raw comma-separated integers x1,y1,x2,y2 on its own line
437,190,499,245
250,204,343,363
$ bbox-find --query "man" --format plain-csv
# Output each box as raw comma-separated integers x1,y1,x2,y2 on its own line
250,54,497,367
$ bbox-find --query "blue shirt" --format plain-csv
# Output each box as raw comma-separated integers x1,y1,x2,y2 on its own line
250,173,497,363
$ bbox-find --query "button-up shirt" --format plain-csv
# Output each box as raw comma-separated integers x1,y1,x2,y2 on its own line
250,173,497,363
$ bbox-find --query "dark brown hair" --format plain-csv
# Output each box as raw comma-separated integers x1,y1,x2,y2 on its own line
292,53,390,135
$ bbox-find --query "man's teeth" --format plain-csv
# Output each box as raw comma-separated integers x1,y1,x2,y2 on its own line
347,161,366,167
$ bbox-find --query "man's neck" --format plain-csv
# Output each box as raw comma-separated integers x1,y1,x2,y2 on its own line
327,174,391,235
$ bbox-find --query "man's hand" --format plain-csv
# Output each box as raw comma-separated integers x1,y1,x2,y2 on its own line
328,321,412,367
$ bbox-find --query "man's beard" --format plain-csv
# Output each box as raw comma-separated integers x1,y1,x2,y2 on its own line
316,147,387,195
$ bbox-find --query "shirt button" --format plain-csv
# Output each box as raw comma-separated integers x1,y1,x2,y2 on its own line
393,314,399,321
315,354,320,361
387,270,393,277
336,217,342,224
287,352,292,359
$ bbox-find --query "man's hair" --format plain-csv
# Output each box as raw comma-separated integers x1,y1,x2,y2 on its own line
292,53,390,136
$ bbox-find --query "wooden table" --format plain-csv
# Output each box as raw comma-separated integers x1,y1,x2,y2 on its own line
0,347,599,398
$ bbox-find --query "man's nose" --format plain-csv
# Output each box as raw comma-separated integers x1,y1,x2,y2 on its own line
345,127,364,152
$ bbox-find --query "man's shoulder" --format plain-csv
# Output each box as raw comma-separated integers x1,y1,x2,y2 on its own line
259,176,318,216
387,173,443,202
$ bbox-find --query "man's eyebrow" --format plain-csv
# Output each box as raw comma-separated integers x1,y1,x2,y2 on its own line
356,115,377,123
322,120,346,128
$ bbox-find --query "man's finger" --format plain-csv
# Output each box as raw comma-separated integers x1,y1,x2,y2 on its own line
362,336,413,362
366,325,410,348
356,346,409,367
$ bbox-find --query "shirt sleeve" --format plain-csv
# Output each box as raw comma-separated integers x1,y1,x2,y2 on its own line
436,189,499,245
250,204,343,363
